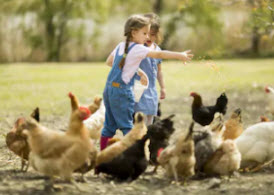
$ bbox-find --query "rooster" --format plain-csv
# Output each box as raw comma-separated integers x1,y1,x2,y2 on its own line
157,122,195,182
194,113,225,173
6,107,39,171
96,112,147,166
223,108,243,140
96,134,150,181
203,139,241,176
265,86,274,118
21,93,92,181
148,114,175,172
190,92,228,126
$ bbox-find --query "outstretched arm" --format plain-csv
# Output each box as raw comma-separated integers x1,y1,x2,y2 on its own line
147,50,193,63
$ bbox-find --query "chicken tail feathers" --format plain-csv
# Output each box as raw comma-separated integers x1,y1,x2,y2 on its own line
185,122,194,141
30,107,40,122
135,112,144,123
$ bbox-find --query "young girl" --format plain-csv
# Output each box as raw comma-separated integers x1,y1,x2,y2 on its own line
101,14,193,150
134,13,165,125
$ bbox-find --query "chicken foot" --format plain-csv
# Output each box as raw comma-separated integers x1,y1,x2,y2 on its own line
20,157,29,172
250,159,274,173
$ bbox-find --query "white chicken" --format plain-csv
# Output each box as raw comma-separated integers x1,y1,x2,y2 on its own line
235,122,274,171
84,101,105,141
265,86,274,118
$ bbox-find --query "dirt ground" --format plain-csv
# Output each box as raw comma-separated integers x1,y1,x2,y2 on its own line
1,90,274,195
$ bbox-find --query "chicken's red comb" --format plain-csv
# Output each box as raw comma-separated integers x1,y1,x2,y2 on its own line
190,92,196,96
68,92,74,98
265,86,270,93
157,148,164,157
79,106,91,120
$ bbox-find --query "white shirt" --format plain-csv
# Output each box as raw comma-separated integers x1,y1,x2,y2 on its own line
110,42,151,84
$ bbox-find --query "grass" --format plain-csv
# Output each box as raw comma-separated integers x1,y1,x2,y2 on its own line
0,59,274,119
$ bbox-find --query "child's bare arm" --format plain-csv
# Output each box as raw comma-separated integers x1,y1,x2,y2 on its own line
106,54,114,67
147,50,193,63
157,64,166,99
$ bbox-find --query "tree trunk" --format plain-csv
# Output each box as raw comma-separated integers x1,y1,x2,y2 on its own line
251,26,260,55
44,0,57,61
153,0,163,15
161,14,181,49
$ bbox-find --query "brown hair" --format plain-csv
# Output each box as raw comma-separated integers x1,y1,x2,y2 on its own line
143,13,162,45
119,15,150,69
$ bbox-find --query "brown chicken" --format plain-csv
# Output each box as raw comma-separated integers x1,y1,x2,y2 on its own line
68,92,98,178
260,116,270,122
203,139,241,176
223,108,243,140
96,112,147,166
6,108,39,171
157,122,195,182
20,93,92,180
88,96,102,114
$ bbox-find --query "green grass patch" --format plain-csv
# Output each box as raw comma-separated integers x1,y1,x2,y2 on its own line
0,59,274,117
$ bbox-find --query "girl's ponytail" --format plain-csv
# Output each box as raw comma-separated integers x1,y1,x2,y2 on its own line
119,34,130,69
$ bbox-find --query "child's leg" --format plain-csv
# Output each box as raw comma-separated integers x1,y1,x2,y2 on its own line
111,90,135,136
100,136,112,151
145,115,154,126
100,88,118,150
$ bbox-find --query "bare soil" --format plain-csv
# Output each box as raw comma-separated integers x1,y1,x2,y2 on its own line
1,90,274,195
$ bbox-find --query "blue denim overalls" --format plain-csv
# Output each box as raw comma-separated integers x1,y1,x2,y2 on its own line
135,44,162,115
101,43,137,137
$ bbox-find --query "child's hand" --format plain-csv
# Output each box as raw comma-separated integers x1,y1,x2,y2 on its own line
160,88,166,99
137,68,148,86
181,50,194,64
140,75,148,86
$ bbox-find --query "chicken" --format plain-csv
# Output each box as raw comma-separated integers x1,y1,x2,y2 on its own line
87,96,102,114
21,93,92,180
6,107,40,171
148,114,175,172
84,100,105,141
190,92,228,126
260,116,270,122
73,139,97,179
203,139,241,176
107,137,121,147
96,134,150,181
96,112,147,166
157,122,195,181
223,108,243,140
69,92,98,178
194,113,225,173
235,121,274,171
265,86,274,118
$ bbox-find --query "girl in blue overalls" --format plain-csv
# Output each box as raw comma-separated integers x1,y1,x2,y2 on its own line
135,13,165,125
100,14,194,150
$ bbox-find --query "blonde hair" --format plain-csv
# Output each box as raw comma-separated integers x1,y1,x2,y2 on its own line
119,15,150,69
143,13,162,45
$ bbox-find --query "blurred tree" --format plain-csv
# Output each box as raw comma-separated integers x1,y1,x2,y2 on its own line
0,0,110,61
160,0,223,53
246,0,274,55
